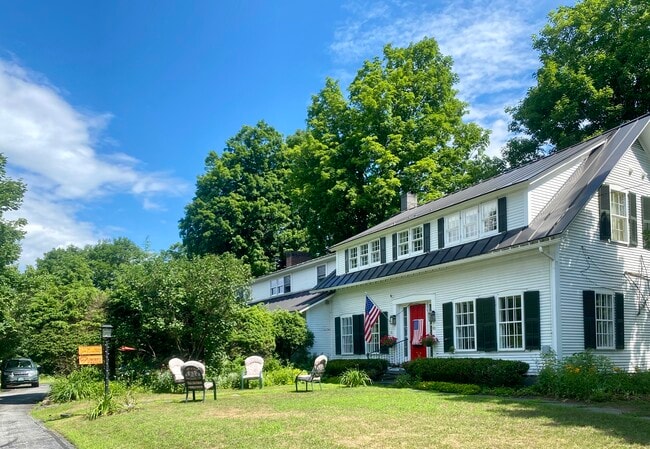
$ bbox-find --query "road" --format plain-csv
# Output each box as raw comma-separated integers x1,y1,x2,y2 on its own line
0,385,74,449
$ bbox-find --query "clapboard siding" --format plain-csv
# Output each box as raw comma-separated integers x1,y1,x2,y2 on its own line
557,141,650,371
306,301,332,357
327,248,552,372
507,190,527,229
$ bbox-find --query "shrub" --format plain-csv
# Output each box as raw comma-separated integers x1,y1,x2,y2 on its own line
264,366,302,386
87,391,136,420
403,358,529,387
339,369,372,387
326,359,388,381
50,367,104,403
415,381,481,395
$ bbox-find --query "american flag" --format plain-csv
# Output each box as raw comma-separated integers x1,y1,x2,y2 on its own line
412,319,424,344
363,295,381,342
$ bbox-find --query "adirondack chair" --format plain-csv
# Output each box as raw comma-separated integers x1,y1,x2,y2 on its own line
295,355,328,391
168,358,185,384
240,356,264,389
180,361,216,402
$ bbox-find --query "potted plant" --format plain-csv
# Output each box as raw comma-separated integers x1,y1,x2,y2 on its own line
380,335,398,349
420,334,439,347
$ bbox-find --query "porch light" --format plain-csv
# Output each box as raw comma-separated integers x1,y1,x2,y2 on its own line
389,315,396,325
428,310,436,322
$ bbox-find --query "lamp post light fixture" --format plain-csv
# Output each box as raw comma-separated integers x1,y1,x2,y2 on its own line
101,324,113,397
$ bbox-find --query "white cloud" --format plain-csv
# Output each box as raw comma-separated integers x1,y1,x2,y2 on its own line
0,59,189,267
330,0,552,156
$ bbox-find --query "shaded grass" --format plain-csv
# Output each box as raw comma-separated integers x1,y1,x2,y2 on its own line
33,385,650,449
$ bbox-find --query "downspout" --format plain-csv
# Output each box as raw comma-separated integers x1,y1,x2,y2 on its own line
538,246,560,357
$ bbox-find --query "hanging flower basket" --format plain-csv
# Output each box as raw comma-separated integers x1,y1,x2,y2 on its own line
419,334,439,347
380,335,398,348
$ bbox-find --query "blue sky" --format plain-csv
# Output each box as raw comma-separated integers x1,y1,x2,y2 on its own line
0,0,571,267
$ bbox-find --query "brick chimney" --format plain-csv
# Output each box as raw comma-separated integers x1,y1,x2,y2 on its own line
285,251,312,267
401,192,418,211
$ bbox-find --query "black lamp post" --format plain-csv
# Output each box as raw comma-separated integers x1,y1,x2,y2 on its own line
101,324,113,397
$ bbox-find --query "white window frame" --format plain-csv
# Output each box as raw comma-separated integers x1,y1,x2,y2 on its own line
610,189,628,243
461,207,479,240
498,294,524,350
317,264,327,281
444,199,499,246
397,225,425,259
366,320,380,353
359,244,369,266
270,275,291,296
370,239,381,264
411,226,424,253
445,213,461,246
481,201,498,234
341,315,354,355
595,292,615,349
348,247,358,270
454,300,476,351
397,230,410,257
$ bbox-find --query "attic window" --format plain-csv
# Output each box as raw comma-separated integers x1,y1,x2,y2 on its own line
610,189,628,243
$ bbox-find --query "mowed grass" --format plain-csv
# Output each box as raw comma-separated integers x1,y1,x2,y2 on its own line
33,385,650,449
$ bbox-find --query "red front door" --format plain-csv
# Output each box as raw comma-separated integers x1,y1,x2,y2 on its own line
410,304,427,360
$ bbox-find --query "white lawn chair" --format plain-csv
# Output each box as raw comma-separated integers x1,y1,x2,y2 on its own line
295,355,328,391
240,356,264,389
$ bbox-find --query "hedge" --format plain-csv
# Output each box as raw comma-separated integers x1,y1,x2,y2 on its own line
325,359,388,381
403,358,529,387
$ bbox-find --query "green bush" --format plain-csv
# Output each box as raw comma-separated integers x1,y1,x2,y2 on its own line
264,366,302,386
535,350,650,401
87,391,136,420
415,381,481,395
403,358,529,387
49,367,104,403
339,369,372,387
326,359,388,381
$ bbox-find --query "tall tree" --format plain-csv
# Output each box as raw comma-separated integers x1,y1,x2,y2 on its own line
179,121,307,276
0,154,26,267
505,0,650,167
289,38,491,252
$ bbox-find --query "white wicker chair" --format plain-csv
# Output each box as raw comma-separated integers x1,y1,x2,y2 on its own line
240,356,264,389
168,358,185,384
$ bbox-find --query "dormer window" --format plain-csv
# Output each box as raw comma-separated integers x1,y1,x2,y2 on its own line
347,239,382,271
397,225,424,259
610,189,628,243
270,275,291,296
445,200,498,247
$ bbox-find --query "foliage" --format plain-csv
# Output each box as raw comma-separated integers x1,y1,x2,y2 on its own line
289,38,494,253
0,153,27,268
87,391,136,420
84,238,146,290
229,305,275,358
414,381,481,395
107,253,250,368
0,267,22,361
339,368,372,387
505,0,650,167
180,121,308,276
263,366,302,387
419,334,439,346
49,367,104,403
379,335,397,348
325,359,388,381
271,310,314,363
535,350,650,401
403,357,529,387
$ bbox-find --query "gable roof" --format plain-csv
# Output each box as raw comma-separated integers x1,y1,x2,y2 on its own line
249,290,333,313
316,114,650,291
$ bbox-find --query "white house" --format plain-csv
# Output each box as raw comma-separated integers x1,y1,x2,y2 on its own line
304,115,650,374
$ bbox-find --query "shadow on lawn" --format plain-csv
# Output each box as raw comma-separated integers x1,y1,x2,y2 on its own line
444,394,650,447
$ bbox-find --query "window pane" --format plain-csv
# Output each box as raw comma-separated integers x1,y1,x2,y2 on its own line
610,190,628,242
446,214,460,245
455,301,475,350
398,231,410,256
411,226,423,252
349,247,358,269
595,293,615,349
342,316,354,354
462,207,478,240
370,240,381,263
360,244,369,266
499,295,523,349
481,201,498,233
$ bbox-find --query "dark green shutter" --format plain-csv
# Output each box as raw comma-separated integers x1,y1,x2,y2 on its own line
438,218,445,249
476,297,497,352
599,185,611,241
379,312,389,354
524,291,541,350
344,249,349,273
615,293,625,349
392,233,397,260
498,197,507,233
335,317,341,355
629,193,638,246
642,196,650,249
442,302,453,352
353,314,365,355
380,237,386,263
583,290,597,349
423,223,431,252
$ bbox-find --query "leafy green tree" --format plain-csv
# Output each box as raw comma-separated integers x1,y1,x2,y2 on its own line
180,121,308,276
0,154,26,267
0,267,22,361
84,238,145,290
228,306,275,358
505,0,650,166
271,310,313,364
107,253,250,368
289,38,491,252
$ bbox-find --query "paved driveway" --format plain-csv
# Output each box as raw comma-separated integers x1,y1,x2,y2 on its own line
0,385,74,449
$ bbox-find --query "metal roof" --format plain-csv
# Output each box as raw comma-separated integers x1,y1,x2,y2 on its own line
316,114,650,291
249,290,333,313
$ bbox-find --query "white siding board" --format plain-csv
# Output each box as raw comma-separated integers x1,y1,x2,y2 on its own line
506,190,527,229
529,155,586,222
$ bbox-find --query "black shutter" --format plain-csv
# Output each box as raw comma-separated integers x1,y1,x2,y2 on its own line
599,185,611,241
642,196,650,249
442,302,453,352
379,312,389,354
335,317,341,355
476,297,497,352
498,197,507,233
423,223,431,252
392,233,397,260
615,293,625,349
344,249,349,273
380,237,386,264
438,218,445,249
583,290,597,349
353,314,365,355
524,291,541,350
629,193,638,247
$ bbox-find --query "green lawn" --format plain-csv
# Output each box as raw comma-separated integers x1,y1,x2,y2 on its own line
32,385,650,449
